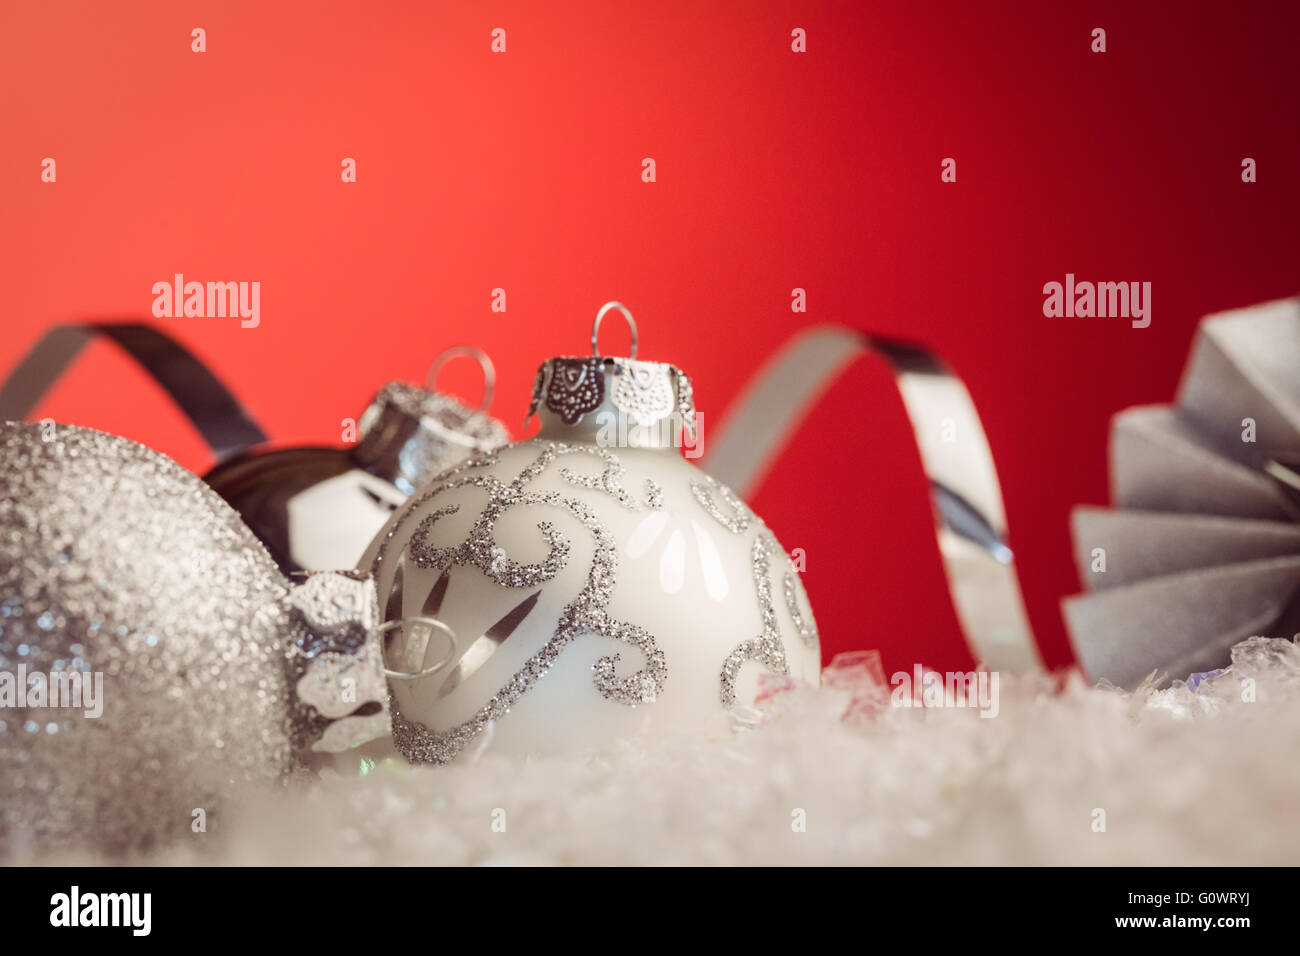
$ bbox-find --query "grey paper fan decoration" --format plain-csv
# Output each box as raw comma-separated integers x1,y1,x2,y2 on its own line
1064,297,1300,689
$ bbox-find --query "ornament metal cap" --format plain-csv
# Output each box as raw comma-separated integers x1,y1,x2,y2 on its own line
285,572,461,757
354,346,510,493
524,301,698,450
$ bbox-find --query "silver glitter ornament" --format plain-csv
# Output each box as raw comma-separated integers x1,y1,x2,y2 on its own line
205,346,509,574
361,302,821,765
0,422,391,859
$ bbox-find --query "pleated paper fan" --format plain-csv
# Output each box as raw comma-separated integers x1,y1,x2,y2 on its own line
1065,296,1300,688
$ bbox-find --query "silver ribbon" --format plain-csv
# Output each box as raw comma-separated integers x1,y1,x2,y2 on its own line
702,325,1042,672
0,322,267,461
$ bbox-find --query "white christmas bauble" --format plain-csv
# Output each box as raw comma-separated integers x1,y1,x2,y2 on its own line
360,310,820,764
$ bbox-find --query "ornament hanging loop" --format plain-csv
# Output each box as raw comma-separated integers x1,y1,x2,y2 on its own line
378,615,459,680
425,346,496,413
592,301,638,359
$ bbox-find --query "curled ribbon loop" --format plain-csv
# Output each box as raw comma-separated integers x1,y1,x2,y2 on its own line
0,322,266,462
702,324,1042,673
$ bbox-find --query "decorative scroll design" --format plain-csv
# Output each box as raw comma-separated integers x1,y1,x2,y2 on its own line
719,533,791,707
689,474,753,535
783,569,819,649
372,441,665,765
689,473,809,703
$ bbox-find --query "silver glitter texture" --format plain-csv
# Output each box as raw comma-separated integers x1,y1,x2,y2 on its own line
558,444,659,511
377,442,668,765
0,422,293,858
690,473,810,703
690,475,753,535
356,380,509,485
783,570,819,649
719,533,792,707
645,478,664,511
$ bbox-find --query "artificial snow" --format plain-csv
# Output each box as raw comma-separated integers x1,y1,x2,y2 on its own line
22,637,1300,865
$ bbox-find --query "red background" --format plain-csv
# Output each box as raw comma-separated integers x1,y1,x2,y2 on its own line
3,1,1298,675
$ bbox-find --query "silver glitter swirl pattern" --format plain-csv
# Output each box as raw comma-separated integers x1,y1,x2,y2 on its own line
718,533,792,707
376,441,668,765
559,444,660,512
690,474,753,535
783,571,819,649
0,422,293,857
644,478,664,511
688,472,812,703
